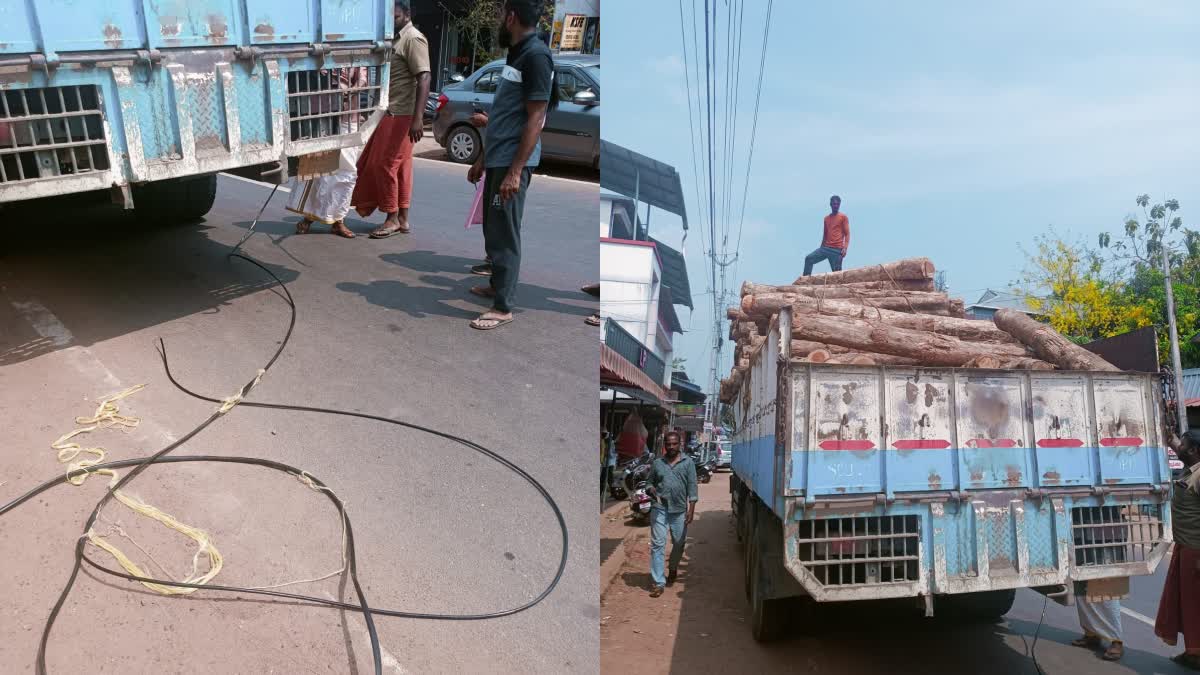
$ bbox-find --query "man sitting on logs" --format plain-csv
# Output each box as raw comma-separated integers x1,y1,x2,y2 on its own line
803,195,851,276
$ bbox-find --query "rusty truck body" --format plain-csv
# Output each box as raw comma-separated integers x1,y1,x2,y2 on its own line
0,0,392,219
730,306,1173,641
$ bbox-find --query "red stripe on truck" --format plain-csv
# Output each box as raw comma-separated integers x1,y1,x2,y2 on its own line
1037,438,1084,448
818,440,876,451
1099,437,1143,447
892,439,951,450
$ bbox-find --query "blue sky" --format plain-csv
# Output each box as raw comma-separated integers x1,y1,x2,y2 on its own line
602,0,1200,394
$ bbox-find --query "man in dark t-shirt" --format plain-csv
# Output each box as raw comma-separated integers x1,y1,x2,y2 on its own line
465,0,557,331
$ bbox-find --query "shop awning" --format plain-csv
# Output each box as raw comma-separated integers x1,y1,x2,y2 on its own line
601,343,670,404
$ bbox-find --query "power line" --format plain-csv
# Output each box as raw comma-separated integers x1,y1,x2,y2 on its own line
733,0,774,263
679,0,709,272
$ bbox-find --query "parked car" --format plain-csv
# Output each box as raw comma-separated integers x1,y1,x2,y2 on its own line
715,442,733,470
425,92,439,124
432,54,599,168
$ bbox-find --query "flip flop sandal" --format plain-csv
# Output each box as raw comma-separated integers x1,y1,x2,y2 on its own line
296,219,313,234
469,286,496,299
585,314,601,326
1101,643,1124,661
470,316,513,331
470,263,494,276
369,225,409,239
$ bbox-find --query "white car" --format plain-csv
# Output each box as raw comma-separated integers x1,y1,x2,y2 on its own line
715,442,733,470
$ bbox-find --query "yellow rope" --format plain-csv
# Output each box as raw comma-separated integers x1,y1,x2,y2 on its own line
243,472,349,591
52,378,348,596
218,369,265,415
51,385,223,595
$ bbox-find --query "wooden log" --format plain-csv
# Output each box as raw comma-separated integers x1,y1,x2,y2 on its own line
790,340,851,358
742,279,935,296
743,291,957,318
727,306,749,321
743,285,948,302
790,313,1030,366
782,296,1019,343
822,353,922,366
790,257,935,286
961,355,1057,370
992,309,1119,371
806,348,833,363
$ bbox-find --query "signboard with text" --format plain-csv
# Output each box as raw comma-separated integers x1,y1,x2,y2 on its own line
560,14,586,51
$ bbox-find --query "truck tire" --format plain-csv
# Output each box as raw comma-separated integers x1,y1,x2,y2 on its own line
942,589,1016,622
743,497,758,601
749,502,791,642
133,174,218,224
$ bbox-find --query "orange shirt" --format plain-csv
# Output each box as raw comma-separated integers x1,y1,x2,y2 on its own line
822,212,850,251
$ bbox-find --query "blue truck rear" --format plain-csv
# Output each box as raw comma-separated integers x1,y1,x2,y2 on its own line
729,307,1173,640
0,0,392,217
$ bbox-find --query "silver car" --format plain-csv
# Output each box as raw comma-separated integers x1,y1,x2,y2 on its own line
432,54,600,168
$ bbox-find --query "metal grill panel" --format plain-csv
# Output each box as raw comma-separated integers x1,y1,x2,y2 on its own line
0,85,109,183
796,515,921,586
1071,504,1163,567
286,66,383,142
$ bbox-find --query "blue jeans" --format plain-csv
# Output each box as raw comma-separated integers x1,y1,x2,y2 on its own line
803,246,844,276
649,506,687,588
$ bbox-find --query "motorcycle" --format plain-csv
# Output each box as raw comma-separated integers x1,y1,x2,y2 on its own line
629,481,654,523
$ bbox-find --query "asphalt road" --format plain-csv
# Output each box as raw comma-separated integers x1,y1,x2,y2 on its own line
0,161,598,674
600,471,1190,675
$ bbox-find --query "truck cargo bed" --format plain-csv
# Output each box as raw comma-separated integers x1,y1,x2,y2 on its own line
732,308,1172,603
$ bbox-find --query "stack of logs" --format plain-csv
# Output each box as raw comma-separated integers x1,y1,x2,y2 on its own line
718,257,1118,402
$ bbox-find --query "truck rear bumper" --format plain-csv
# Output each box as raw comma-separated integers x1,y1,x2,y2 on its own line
0,46,388,204
782,491,1170,602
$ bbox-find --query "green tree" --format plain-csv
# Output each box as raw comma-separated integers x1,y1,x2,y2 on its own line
1099,195,1200,366
1015,231,1150,343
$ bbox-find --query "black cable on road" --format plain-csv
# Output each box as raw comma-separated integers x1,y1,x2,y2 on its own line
7,253,568,674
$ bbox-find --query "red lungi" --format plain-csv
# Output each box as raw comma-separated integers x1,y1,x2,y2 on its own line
1156,543,1200,650
351,114,414,216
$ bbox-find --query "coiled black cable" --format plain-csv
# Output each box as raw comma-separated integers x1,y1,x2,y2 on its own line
4,253,569,674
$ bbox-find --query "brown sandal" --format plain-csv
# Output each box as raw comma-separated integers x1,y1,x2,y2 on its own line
295,219,313,234
331,221,355,238
1102,642,1124,661
585,313,601,326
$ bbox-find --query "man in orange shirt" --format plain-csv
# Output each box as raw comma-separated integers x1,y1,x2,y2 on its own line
803,195,850,276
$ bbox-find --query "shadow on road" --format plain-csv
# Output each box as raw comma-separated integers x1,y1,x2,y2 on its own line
0,197,298,367
331,250,594,320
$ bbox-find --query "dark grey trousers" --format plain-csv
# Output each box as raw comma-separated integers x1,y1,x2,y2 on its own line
482,168,533,313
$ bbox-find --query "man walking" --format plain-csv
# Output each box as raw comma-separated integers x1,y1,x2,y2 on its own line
646,431,697,598
1157,430,1200,670
466,0,557,330
352,1,430,238
802,195,850,276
